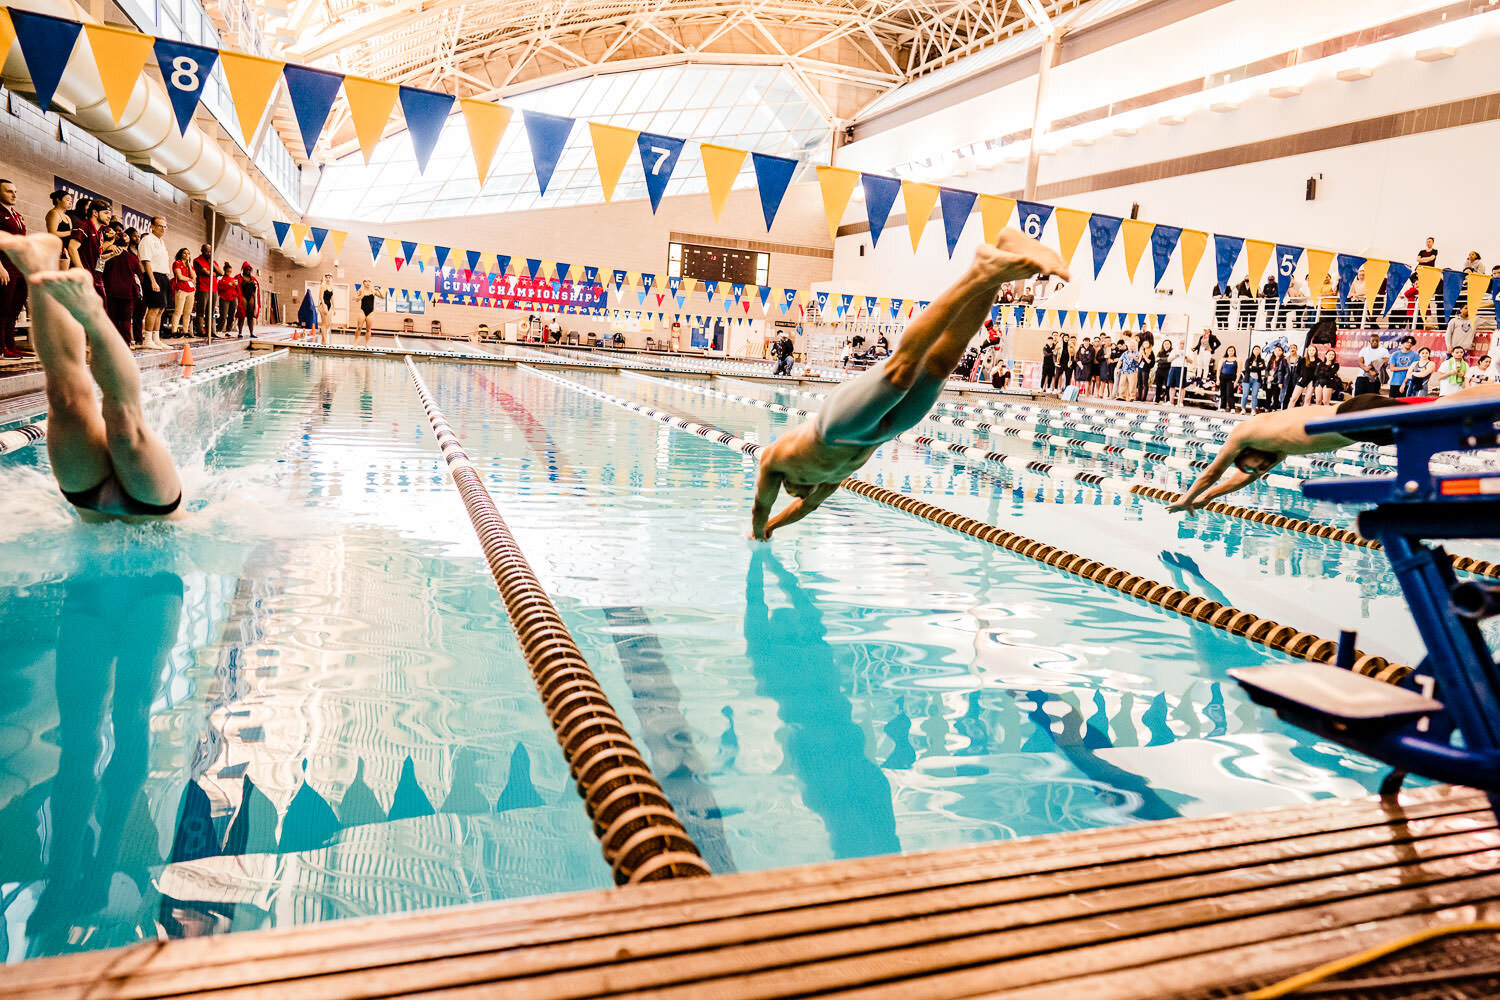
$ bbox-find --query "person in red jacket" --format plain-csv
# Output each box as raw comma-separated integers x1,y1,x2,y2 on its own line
215,263,240,335
192,245,212,337
0,179,28,358
236,263,259,338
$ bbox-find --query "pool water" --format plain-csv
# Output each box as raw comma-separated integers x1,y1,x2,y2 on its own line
0,353,1433,962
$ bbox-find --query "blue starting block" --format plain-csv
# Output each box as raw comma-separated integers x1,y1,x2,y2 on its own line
1229,396,1500,794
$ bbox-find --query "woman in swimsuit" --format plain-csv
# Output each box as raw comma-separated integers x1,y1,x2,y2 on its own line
45,190,75,267
355,279,376,345
316,274,334,344
0,232,182,522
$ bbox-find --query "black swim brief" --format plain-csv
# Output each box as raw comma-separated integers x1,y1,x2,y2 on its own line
62,474,182,518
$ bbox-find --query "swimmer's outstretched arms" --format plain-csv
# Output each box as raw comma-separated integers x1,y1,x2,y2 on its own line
751,228,1068,540
1170,384,1500,513
0,232,183,522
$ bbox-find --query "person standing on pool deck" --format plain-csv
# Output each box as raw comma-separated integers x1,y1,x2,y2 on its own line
355,278,376,345
750,229,1067,540
317,274,334,344
0,232,182,521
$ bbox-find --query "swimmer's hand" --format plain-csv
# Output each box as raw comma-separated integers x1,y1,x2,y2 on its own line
1170,427,1285,514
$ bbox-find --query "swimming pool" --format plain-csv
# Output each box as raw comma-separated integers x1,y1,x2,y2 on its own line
0,350,1455,962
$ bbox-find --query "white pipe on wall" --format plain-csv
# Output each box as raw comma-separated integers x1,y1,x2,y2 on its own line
1,0,317,266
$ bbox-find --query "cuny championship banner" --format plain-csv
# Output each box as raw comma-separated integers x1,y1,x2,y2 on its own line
434,269,607,311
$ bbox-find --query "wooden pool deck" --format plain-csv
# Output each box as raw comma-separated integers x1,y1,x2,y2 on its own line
7,783,1498,1000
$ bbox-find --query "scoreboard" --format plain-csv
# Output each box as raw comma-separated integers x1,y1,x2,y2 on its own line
678,242,759,285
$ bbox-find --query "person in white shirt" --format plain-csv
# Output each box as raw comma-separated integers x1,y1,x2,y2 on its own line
1446,305,1475,353
1169,342,1191,408
1354,333,1389,396
1283,275,1309,329
1437,347,1470,396
1466,353,1493,387
135,216,170,350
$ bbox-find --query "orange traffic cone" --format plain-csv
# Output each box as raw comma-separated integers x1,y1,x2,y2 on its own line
178,342,194,367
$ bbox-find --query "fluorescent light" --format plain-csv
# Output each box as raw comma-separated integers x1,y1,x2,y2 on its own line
1158,113,1185,125
1269,84,1303,98
1210,100,1239,112
1112,124,1139,136
1416,45,1457,61
1336,65,1375,80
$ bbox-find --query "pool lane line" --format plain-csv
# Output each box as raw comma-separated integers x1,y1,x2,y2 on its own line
403,357,712,885
519,363,1410,684
0,348,290,456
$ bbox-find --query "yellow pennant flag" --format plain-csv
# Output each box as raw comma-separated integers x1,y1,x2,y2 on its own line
290,223,310,245
539,260,555,282
1120,219,1154,282
82,24,154,127
978,195,1015,244
1465,272,1490,315
1362,259,1387,314
1052,208,1090,264
699,143,747,223
1244,239,1275,289
0,9,14,62
328,230,347,257
416,244,433,265
681,277,697,297
218,51,284,149
1305,248,1335,304
1415,265,1442,315
342,76,398,164
816,166,859,242
624,271,639,290
1179,229,1208,291
589,122,639,203
902,180,940,252
460,99,510,182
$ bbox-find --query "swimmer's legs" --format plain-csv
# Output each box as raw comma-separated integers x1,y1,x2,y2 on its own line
32,268,181,506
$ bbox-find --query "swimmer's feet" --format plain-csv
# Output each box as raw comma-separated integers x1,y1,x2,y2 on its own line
977,228,1071,285
30,268,110,326
0,232,64,277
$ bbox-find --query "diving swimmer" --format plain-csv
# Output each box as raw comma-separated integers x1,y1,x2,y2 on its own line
0,232,183,522
1170,384,1500,513
751,228,1068,540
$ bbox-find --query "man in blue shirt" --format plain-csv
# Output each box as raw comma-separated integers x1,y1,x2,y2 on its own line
1387,335,1419,397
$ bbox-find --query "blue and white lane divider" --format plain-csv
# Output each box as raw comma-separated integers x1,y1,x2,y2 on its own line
0,348,289,456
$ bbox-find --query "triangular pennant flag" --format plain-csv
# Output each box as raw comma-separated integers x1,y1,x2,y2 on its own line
816,166,860,242
1465,272,1490,321
758,285,771,309
11,10,83,114
1273,244,1303,301
526,258,542,280
434,246,451,269
83,24,154,127
751,152,798,231
401,240,418,263
1149,224,1181,288
497,254,511,275
860,173,901,247
585,266,599,284
1335,253,1365,309
902,181,940,251
522,110,575,196
1244,239,1274,289
273,221,291,246
1213,234,1244,288
0,10,13,68
815,290,830,313
1118,312,1130,330
1014,306,1026,325
342,76,399,164
466,249,481,272
1137,313,1148,329
556,262,570,282
305,238,316,254
1156,313,1167,330
152,37,219,133
368,235,385,262
1305,249,1335,305
1053,208,1090,265
1436,268,1462,324
1015,201,1054,241
1179,229,1207,291
1034,308,1046,327
979,195,1015,244
589,122,638,202
1120,219,1154,282
864,295,878,315
399,86,454,173
459,98,510,182
1381,262,1412,316
1413,265,1441,319
309,226,329,251
328,230,347,257
218,55,286,152
1088,214,1123,278
700,143,746,223
1078,312,1090,329
889,296,902,318
281,64,344,159
394,257,404,271
637,132,686,212
939,187,977,257
612,269,627,293
290,223,310,245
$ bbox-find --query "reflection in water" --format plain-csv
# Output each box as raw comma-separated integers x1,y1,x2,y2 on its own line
743,549,900,859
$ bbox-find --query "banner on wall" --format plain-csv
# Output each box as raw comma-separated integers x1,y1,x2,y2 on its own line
55,176,151,232
434,269,606,309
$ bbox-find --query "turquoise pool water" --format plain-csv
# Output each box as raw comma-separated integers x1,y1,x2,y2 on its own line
0,353,1427,962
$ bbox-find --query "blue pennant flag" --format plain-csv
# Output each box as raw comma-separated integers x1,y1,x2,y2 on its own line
675,295,685,308
783,289,797,313
1273,244,1303,301
751,152,798,231
667,276,681,295
434,246,450,269
722,297,734,313
1214,234,1244,289
309,227,328,251
1492,280,1500,324
918,300,930,312
555,262,570,282
281,65,344,158
1035,308,1046,327
939,187,978,258
1096,311,1108,329
1137,313,1148,329
759,286,771,308
1057,309,1069,327
495,254,510,274
1015,200,1054,241
864,295,878,315
1088,214,1123,278
584,266,599,284
1013,306,1025,326
304,238,316,254
401,240,417,263
990,305,1001,324
525,258,542,279
637,132,685,212
465,249,481,272
611,269,626,292
273,221,291,246
815,290,830,313
1117,312,1129,329
153,37,220,134
398,86,455,173
1440,268,1465,324
731,282,745,301
641,273,655,296
889,297,901,318
9,10,83,114
1156,313,1166,329
1149,224,1182,288
840,294,854,315
521,110,575,196
704,280,718,301
1335,253,1365,309
1078,312,1090,329
860,173,901,247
